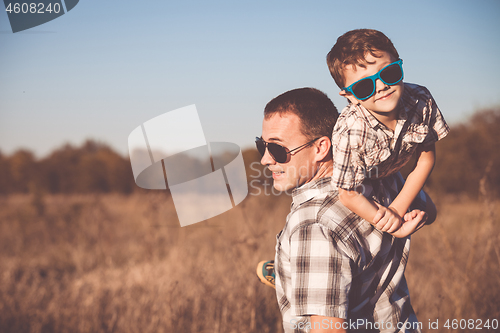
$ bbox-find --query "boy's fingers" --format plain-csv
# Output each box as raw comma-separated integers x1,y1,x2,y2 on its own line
373,210,385,224
376,216,389,230
387,223,399,233
419,211,428,226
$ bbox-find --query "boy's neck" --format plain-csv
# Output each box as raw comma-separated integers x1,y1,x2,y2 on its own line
365,103,400,131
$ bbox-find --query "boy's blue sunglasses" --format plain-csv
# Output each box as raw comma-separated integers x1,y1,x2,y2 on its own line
342,59,404,101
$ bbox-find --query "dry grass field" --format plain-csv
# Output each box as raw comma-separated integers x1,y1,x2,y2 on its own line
0,189,498,333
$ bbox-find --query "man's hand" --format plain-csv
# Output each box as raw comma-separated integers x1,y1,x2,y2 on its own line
372,206,402,233
390,210,427,238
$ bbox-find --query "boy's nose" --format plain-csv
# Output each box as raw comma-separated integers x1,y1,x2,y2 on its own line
375,78,390,93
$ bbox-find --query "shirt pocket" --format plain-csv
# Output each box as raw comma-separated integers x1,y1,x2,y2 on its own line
362,139,392,179
403,123,429,145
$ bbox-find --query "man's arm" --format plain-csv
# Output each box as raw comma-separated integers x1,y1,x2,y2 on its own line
289,223,351,331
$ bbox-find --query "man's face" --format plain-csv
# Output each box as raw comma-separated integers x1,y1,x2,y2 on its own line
260,112,318,192
341,51,404,116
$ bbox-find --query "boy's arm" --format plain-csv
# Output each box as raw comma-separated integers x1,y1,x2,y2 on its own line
389,144,436,217
339,188,402,233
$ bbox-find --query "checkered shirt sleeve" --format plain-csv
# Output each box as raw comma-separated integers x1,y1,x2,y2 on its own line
407,84,450,146
289,220,352,319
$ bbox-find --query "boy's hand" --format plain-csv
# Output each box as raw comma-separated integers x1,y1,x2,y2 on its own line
390,210,428,238
404,210,419,222
372,206,402,233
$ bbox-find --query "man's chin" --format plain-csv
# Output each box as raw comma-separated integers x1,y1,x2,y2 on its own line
273,182,287,192
273,181,295,193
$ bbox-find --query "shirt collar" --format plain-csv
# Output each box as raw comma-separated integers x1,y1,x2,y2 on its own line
399,85,419,121
291,177,335,207
357,103,381,129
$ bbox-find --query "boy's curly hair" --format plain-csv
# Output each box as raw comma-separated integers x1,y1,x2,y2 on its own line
326,29,399,88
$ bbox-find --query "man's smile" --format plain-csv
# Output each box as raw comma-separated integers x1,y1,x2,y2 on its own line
270,169,285,179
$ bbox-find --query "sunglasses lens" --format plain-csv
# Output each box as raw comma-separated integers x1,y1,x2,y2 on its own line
255,139,266,157
380,63,403,84
352,78,374,100
268,143,288,163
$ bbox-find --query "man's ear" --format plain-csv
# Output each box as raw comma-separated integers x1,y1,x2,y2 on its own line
339,89,359,105
313,136,332,162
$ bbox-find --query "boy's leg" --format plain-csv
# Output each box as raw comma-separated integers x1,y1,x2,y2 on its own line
256,260,275,289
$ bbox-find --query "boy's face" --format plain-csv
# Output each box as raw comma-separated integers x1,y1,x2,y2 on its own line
340,51,403,116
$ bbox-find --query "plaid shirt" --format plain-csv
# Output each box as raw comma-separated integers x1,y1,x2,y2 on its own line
331,83,450,190
275,175,422,333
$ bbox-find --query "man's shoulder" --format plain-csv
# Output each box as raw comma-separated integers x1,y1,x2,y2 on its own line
336,104,372,131
287,186,364,240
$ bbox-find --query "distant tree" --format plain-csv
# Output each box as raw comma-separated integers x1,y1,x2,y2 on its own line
12,140,136,194
7,149,37,193
0,150,11,194
422,107,500,198
40,143,81,193
39,140,135,194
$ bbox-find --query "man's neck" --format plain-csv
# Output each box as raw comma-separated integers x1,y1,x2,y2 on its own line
309,160,333,183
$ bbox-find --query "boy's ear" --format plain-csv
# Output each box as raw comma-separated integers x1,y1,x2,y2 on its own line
339,89,359,105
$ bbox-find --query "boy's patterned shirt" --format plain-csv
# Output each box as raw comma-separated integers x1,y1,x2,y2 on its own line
275,175,422,333
331,83,449,190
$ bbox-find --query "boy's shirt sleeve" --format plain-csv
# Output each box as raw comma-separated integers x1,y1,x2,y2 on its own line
331,115,369,190
410,84,450,146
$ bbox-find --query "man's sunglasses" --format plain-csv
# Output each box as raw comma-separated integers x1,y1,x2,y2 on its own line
342,59,404,101
255,137,320,163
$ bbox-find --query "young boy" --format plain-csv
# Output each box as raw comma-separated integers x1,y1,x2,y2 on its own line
326,29,449,233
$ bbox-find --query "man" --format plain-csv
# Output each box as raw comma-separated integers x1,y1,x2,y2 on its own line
256,88,427,332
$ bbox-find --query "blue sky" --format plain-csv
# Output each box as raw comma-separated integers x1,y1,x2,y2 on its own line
1,0,500,157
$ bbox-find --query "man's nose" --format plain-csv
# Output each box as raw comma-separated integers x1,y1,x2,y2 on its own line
260,147,275,166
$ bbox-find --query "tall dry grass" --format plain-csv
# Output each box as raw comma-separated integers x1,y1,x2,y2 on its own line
0,190,289,333
0,188,498,332
406,173,500,331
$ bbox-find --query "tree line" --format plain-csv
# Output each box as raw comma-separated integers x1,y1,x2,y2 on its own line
0,140,135,194
0,108,499,198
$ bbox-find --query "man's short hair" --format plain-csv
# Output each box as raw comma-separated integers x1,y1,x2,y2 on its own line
326,29,399,88
264,87,338,140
